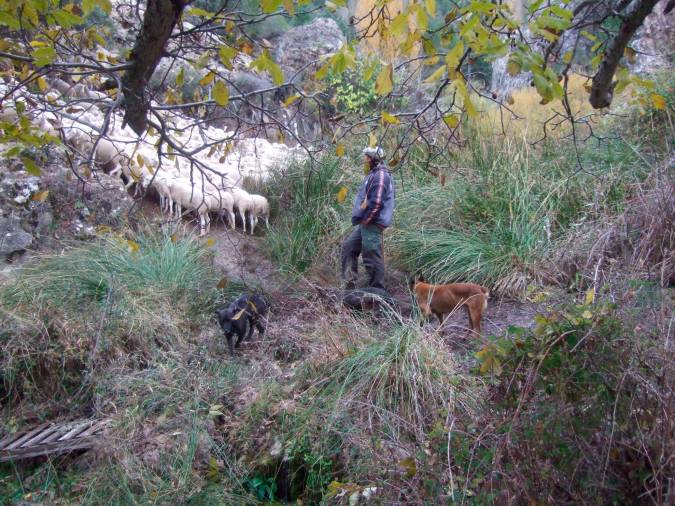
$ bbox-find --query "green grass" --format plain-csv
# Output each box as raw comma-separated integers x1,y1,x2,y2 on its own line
0,232,221,413
260,156,355,274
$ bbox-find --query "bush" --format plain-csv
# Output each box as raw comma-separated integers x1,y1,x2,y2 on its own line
466,296,673,503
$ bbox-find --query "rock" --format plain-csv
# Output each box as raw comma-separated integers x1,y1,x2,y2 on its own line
35,208,54,236
0,216,33,257
273,18,346,75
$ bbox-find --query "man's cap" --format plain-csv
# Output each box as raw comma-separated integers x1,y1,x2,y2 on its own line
362,146,384,161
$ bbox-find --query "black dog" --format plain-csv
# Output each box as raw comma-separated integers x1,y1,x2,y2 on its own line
216,294,269,355
342,287,399,316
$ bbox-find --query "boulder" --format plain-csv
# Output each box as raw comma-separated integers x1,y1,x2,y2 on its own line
0,216,33,257
273,18,345,75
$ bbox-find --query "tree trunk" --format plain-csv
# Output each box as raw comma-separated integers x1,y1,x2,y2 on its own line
589,0,660,109
121,0,188,135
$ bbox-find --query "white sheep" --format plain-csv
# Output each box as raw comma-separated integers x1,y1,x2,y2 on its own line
249,194,270,234
231,188,254,234
169,179,216,235
207,186,235,230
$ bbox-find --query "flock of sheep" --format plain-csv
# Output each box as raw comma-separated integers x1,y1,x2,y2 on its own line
1,73,275,237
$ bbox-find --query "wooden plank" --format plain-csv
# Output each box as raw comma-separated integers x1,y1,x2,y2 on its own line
4,424,53,450
33,426,72,445
73,419,109,439
20,426,62,447
57,421,94,442
0,439,96,462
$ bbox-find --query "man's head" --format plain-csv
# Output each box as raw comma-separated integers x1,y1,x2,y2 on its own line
362,146,384,169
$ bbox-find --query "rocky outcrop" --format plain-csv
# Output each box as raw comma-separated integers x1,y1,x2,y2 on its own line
0,216,32,258
273,18,345,76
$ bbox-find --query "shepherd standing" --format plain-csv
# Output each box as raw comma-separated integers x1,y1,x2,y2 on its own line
341,146,396,290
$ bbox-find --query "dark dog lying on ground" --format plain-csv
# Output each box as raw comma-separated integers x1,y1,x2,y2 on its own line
216,293,269,355
315,286,399,317
342,287,399,315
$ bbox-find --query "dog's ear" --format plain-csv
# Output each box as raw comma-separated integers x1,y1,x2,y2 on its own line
415,271,426,283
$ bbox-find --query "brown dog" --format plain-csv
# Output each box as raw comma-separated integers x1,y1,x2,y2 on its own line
410,275,489,336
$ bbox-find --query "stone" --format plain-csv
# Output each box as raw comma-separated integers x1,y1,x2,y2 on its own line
0,216,33,257
273,18,345,75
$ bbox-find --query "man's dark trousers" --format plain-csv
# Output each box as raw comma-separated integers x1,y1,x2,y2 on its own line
341,224,385,289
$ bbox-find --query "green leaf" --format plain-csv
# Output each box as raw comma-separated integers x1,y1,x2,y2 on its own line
32,47,57,67
51,9,83,28
375,64,393,96
445,40,464,71
22,156,41,176
175,67,185,87
0,12,20,29
219,46,238,70
260,0,282,13
213,80,229,106
424,65,445,83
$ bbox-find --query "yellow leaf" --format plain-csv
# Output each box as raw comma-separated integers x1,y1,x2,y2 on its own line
282,0,294,15
398,457,417,478
424,65,446,83
624,46,636,64
31,190,49,202
368,132,377,147
170,233,178,243
562,51,573,64
217,277,228,289
335,143,345,157
506,59,520,76
375,64,393,96
206,238,215,247
584,287,595,305
381,111,400,125
136,154,144,167
175,67,184,87
213,80,229,106
127,240,140,253
199,71,216,87
390,13,408,38
581,310,593,320
425,0,436,17
37,76,48,92
282,94,300,107
651,93,666,110
443,114,459,128
336,186,348,203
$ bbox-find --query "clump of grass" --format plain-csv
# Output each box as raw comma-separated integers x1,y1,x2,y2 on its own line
0,232,220,412
260,156,355,274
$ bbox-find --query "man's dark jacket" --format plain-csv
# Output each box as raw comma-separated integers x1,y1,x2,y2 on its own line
350,162,395,228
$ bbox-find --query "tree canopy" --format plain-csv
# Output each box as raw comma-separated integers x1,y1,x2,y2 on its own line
0,0,669,178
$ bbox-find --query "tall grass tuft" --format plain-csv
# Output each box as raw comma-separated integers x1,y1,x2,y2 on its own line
261,156,355,274
0,232,220,410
